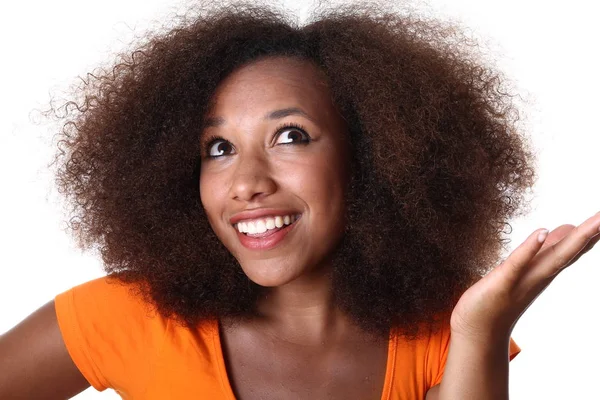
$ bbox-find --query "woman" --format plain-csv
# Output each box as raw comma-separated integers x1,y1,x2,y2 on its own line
1,1,599,399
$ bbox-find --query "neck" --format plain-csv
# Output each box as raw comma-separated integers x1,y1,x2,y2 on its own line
254,265,354,345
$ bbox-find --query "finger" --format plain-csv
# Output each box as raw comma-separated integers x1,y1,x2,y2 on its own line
539,224,575,251
532,212,600,277
499,227,550,283
566,229,600,267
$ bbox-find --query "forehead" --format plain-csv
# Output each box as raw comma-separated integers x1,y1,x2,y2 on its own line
205,57,338,123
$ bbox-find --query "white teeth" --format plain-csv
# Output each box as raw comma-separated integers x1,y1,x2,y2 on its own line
275,216,284,228
256,220,267,234
235,214,299,234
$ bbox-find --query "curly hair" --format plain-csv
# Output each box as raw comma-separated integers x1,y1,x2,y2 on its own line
48,0,538,339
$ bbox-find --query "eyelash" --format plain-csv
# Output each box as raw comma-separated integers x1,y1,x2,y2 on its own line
202,122,311,159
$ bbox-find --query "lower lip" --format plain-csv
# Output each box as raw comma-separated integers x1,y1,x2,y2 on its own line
235,219,299,250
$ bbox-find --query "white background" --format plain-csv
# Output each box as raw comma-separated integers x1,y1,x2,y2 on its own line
0,0,598,399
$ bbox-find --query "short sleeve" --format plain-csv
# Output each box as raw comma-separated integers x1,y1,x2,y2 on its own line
54,276,165,393
509,337,521,360
430,324,522,387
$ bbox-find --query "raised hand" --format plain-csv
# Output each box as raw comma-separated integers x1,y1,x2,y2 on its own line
449,211,600,342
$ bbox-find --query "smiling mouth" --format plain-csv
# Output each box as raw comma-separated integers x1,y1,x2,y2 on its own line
233,214,302,250
234,214,301,237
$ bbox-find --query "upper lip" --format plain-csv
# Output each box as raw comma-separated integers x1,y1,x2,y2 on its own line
229,208,301,225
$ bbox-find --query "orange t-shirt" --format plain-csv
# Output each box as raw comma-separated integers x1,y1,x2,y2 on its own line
54,276,520,399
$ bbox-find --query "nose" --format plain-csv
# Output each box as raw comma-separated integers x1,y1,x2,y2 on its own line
228,151,277,202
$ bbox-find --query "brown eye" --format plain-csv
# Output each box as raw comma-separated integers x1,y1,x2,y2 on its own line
275,127,310,144
208,139,235,157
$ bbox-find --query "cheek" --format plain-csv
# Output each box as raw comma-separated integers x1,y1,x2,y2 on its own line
199,171,225,227
311,152,349,233
289,154,347,215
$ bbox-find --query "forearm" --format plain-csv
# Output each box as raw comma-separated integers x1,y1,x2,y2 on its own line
437,332,510,400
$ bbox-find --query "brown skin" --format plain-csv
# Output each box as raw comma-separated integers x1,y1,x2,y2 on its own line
0,306,435,400
0,307,438,400
1,2,542,398
46,1,538,340
199,57,391,399
0,301,90,399
0,56,441,400
3,226,595,400
200,57,349,298
219,317,390,399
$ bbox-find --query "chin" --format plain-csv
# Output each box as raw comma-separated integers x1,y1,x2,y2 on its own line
238,259,305,287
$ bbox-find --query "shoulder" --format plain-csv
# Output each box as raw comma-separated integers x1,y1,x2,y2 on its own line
53,275,168,393
55,275,159,323
384,321,452,399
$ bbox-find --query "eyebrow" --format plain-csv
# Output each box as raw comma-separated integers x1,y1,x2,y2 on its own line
202,107,314,129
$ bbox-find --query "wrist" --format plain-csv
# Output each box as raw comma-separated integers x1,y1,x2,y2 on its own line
450,312,516,346
450,326,512,349
438,332,511,400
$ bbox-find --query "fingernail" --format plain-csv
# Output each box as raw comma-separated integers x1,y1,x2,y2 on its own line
537,229,549,243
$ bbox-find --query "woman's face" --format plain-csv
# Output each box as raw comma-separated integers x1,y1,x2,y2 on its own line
199,57,350,287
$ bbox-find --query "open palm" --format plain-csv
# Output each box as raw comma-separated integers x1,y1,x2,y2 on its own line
450,211,600,341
